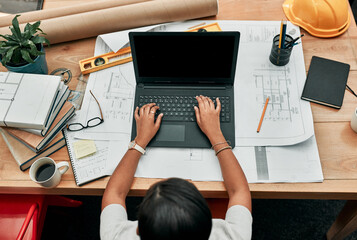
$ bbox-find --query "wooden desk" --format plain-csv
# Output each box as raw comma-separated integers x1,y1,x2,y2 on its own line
1,0,357,238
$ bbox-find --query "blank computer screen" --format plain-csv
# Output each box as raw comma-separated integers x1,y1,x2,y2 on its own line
130,32,239,83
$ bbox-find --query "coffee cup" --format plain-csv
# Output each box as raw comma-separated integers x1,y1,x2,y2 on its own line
351,107,357,133
29,157,69,188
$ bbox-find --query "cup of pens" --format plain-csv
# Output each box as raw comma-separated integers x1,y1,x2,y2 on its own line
269,34,294,66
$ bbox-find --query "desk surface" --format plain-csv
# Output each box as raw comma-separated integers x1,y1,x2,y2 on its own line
1,0,357,199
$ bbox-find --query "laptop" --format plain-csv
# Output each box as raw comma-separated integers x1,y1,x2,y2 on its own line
129,31,240,148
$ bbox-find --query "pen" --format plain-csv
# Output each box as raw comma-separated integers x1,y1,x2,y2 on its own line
281,21,287,49
285,34,305,48
257,97,269,133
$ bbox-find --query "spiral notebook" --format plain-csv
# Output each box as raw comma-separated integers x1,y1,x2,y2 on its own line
63,129,110,186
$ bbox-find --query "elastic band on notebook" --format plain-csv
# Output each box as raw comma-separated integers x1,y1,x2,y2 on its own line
346,85,357,98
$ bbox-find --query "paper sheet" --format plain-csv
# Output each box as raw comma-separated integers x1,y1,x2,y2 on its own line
75,70,135,140
227,21,314,146
132,136,323,183
87,20,313,146
72,20,323,183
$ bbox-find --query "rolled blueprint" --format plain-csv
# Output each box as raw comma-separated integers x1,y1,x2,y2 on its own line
0,0,218,44
0,0,150,27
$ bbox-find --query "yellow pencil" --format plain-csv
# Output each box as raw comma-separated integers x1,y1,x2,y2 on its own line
188,22,206,29
278,20,283,49
257,97,270,133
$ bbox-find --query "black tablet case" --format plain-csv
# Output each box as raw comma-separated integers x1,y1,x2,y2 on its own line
301,56,350,109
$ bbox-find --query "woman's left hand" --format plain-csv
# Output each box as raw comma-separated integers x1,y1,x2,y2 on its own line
134,103,163,148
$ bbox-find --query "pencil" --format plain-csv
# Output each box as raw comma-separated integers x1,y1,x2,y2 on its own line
188,22,206,29
257,97,269,133
278,20,283,49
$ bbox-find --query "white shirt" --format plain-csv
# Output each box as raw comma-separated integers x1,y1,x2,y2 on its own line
100,204,252,240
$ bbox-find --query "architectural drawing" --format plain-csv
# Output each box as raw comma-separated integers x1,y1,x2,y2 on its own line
102,72,135,122
254,65,299,122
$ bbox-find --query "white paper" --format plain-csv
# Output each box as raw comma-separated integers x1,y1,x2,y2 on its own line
98,24,168,53
71,20,323,184
87,20,313,146
127,136,322,183
75,70,135,140
227,21,314,146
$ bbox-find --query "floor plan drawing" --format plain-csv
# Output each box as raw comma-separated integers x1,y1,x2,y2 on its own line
254,65,300,123
102,72,135,122
76,63,136,140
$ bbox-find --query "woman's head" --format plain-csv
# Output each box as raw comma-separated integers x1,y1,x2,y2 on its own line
138,178,212,240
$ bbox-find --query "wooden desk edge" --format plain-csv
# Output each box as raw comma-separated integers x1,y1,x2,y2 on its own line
1,179,357,199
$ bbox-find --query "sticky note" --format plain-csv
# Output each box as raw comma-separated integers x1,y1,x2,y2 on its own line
73,139,97,159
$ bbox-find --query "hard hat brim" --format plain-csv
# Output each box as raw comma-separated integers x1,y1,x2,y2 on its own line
283,0,351,38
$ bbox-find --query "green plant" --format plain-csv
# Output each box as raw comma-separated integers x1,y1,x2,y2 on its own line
0,15,50,66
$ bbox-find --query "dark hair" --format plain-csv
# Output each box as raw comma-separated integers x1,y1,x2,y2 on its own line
138,178,212,240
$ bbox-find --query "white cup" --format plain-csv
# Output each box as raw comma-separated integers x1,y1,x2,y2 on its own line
29,157,69,188
351,107,357,133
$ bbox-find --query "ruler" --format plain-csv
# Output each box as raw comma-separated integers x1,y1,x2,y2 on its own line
79,47,132,75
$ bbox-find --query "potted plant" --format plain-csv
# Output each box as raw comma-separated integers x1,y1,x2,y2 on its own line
0,15,50,74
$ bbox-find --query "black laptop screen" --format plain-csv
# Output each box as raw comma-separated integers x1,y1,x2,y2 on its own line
129,32,240,84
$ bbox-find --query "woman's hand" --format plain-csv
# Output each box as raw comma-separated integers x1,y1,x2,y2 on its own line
194,95,224,142
134,103,163,148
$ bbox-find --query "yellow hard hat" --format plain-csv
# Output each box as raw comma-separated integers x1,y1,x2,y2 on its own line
283,0,351,38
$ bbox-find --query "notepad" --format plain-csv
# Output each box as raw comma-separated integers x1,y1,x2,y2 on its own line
63,129,110,186
73,139,97,159
301,56,350,109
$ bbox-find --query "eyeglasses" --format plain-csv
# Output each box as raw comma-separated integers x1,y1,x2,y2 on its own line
67,90,104,131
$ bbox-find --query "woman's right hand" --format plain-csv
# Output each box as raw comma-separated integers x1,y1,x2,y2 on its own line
194,95,224,142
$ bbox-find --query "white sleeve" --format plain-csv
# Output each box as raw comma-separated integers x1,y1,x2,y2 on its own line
225,205,253,240
100,204,128,240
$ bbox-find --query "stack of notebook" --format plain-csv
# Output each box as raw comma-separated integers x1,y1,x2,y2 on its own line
0,72,75,171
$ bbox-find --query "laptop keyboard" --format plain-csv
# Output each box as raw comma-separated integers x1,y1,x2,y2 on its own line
138,95,231,122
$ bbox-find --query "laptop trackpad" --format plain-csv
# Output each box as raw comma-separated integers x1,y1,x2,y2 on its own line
156,125,185,142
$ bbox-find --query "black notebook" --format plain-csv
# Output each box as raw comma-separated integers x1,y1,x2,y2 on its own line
301,56,350,109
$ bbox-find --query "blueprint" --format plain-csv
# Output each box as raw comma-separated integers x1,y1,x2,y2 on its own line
230,21,313,146
71,20,323,183
75,66,136,140
86,20,313,146
132,136,323,183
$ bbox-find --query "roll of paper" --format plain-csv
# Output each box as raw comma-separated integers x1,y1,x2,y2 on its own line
0,0,218,44
0,0,150,28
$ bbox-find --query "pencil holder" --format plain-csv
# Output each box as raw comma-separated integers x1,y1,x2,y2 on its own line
269,34,294,66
